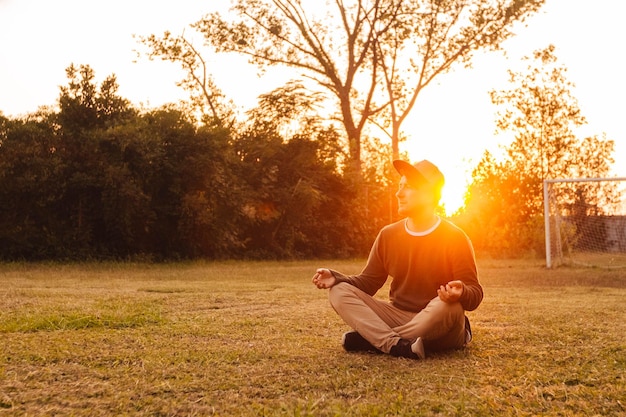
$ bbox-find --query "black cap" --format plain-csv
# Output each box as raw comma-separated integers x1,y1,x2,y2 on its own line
392,159,445,191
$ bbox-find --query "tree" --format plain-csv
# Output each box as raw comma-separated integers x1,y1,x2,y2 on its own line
137,32,235,128
457,45,615,256
191,0,544,167
0,110,65,259
490,45,585,185
135,107,243,259
232,81,351,258
0,63,247,260
54,64,138,255
1,62,402,260
371,0,545,158
58,64,135,132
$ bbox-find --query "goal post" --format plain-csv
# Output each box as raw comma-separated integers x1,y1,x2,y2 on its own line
544,177,626,268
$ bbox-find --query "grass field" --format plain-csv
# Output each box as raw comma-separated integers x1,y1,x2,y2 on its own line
1,259,625,416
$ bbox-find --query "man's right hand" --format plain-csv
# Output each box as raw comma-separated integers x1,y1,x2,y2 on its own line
312,268,336,289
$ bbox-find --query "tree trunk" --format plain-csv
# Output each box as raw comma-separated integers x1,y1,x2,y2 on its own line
391,131,400,161
348,131,361,173
339,90,362,173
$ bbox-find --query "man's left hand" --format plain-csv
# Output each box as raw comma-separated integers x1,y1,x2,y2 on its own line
438,280,464,304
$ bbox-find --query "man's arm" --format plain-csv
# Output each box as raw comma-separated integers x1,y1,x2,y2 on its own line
449,234,483,311
312,231,389,295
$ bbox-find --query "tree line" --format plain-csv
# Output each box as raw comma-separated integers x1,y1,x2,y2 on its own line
0,65,397,260
1,46,615,261
1,0,617,261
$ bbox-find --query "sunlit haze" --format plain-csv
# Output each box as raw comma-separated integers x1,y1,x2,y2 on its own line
1,0,624,213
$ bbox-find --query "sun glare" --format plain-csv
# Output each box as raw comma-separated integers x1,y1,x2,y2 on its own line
440,181,468,216
394,141,471,215
394,147,470,215
400,135,475,216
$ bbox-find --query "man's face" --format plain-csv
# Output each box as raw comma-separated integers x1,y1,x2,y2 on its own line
395,176,436,217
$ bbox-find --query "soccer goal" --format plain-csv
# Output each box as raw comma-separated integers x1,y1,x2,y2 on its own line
544,177,626,268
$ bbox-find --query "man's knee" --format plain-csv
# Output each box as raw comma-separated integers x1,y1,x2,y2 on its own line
444,299,464,316
328,282,353,308
425,297,464,324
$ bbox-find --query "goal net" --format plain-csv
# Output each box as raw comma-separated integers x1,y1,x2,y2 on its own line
544,177,626,268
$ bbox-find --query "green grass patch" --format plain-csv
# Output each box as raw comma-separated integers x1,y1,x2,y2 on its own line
0,260,625,416
0,298,163,332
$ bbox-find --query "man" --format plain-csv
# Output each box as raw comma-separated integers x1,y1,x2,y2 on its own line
312,159,483,359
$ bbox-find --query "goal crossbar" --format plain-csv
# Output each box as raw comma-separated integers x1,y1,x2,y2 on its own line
544,177,626,268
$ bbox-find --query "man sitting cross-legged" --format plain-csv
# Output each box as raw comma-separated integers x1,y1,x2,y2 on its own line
312,159,483,359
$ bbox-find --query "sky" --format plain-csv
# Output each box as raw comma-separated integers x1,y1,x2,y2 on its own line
1,0,625,212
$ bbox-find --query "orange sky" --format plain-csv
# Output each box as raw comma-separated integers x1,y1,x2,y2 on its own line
1,0,624,212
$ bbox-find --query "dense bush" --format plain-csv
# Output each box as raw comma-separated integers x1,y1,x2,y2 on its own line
0,66,396,261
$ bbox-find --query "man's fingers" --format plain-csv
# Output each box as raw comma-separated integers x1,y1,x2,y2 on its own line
447,280,463,290
312,269,331,290
312,268,326,281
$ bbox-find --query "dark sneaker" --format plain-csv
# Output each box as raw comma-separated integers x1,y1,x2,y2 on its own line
390,337,426,360
342,331,382,353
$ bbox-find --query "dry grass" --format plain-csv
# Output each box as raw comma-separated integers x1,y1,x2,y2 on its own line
1,259,625,416
557,251,626,269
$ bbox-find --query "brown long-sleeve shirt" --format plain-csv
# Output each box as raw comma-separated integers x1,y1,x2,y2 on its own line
331,218,483,313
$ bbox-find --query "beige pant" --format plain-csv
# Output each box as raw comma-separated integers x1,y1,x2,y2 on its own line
329,282,467,354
